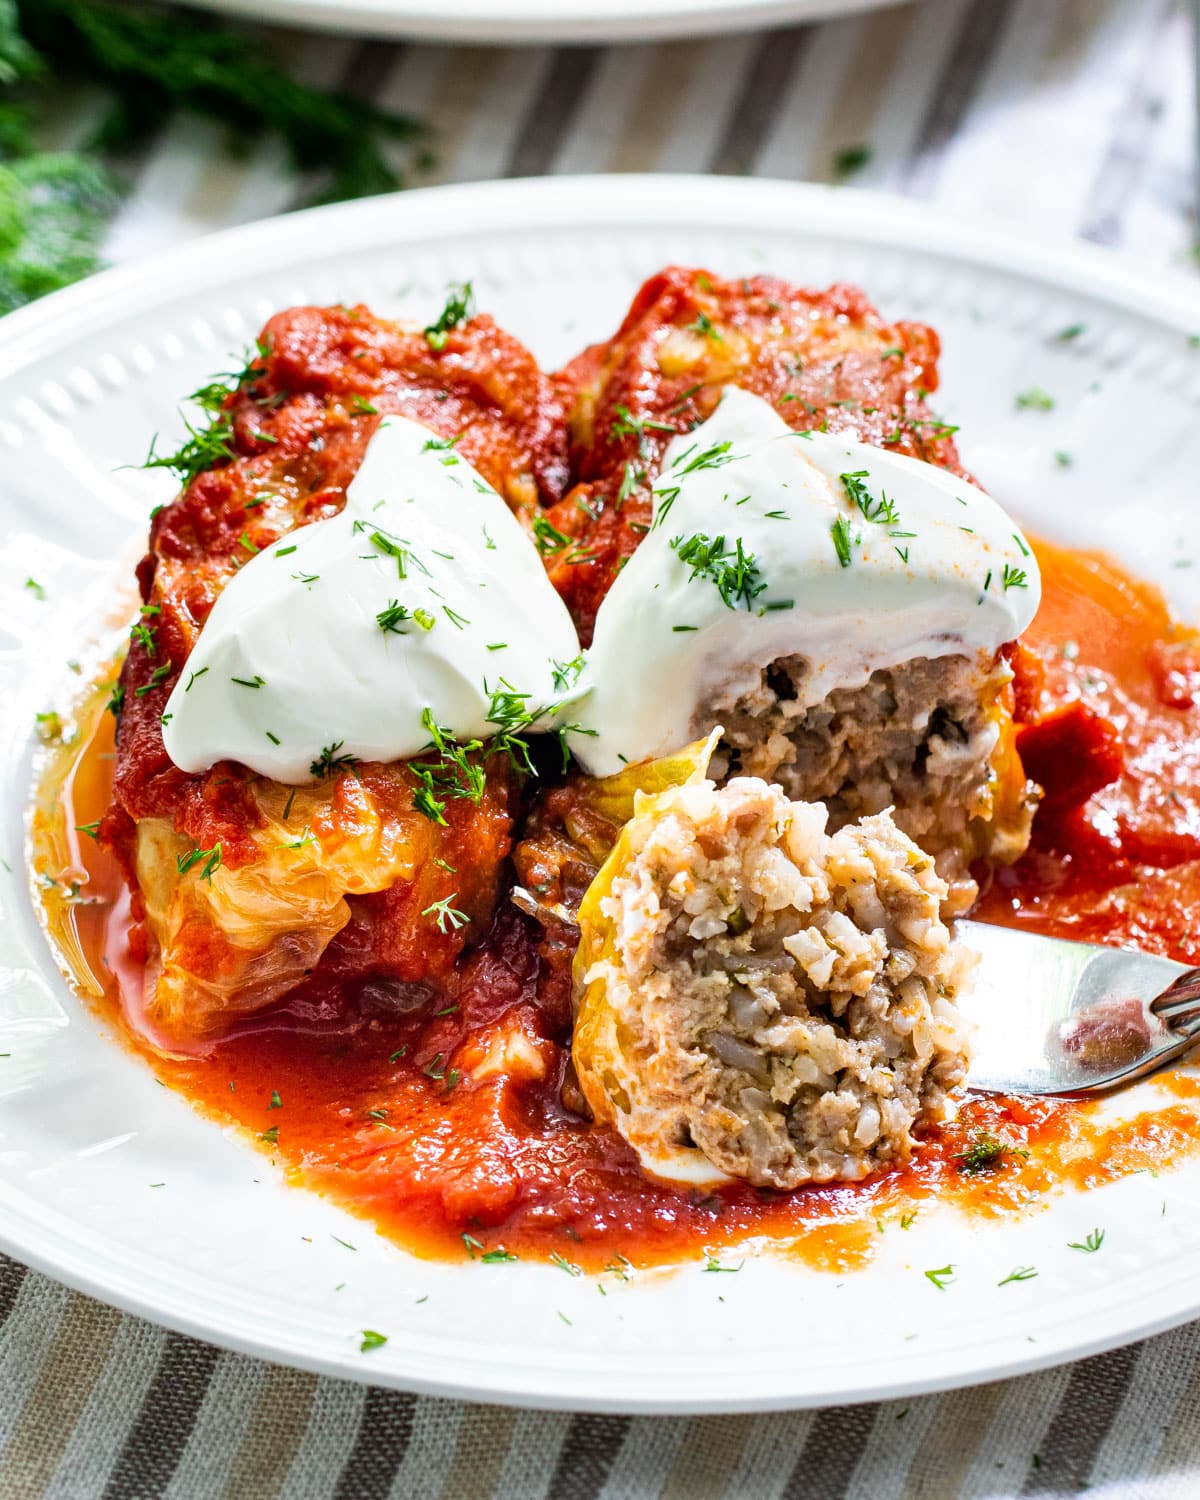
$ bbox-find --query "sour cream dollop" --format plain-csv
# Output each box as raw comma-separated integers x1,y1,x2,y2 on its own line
162,416,581,782
570,387,1041,776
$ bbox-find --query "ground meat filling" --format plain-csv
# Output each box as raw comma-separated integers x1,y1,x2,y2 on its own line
699,653,1026,914
575,778,972,1189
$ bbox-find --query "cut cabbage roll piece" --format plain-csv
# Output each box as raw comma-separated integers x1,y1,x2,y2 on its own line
568,388,1041,913
572,775,973,1189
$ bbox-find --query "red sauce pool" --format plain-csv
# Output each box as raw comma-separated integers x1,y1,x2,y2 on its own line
31,539,1200,1271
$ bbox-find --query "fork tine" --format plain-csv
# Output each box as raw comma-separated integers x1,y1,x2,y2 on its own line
1150,970,1200,1023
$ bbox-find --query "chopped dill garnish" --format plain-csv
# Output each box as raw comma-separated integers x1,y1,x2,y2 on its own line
830,515,855,568
670,531,766,610
531,513,572,557
832,143,872,179
376,599,413,634
998,1266,1037,1285
610,404,675,452
420,894,469,934
175,842,222,881
551,654,585,692
672,440,737,477
143,415,234,487
650,484,680,531
840,469,899,525
130,621,157,657
424,281,474,351
1015,386,1055,411
686,310,722,341
134,660,173,697
1068,1228,1105,1253
310,741,357,779
954,1130,1028,1175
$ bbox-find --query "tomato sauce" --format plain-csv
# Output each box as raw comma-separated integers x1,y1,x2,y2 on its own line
32,539,1200,1272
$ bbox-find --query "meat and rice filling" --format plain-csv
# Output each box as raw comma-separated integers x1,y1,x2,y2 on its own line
699,652,1034,916
572,776,973,1189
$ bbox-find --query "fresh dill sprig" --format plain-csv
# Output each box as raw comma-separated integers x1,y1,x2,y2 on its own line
175,841,222,882
420,893,469,934
16,1,428,205
423,281,474,351
531,513,573,558
310,741,358,780
830,514,856,568
376,600,414,635
840,469,899,525
142,412,235,487
670,531,766,611
0,0,432,312
954,1130,1029,1175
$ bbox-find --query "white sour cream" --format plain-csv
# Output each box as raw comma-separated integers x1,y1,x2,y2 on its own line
570,387,1041,776
162,416,581,782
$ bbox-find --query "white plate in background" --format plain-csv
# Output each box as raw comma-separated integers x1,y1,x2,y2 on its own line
179,0,908,43
3,176,1200,1412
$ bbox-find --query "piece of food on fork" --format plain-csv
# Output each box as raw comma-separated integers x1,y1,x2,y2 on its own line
572,767,973,1188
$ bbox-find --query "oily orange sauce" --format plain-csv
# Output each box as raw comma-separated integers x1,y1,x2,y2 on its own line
31,540,1200,1271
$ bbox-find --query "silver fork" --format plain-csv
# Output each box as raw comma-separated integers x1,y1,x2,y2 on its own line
958,920,1200,1096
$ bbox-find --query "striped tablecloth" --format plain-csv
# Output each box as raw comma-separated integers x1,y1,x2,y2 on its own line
7,1,1200,1495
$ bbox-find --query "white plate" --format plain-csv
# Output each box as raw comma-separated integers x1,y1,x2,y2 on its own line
4,177,1200,1414
180,0,907,43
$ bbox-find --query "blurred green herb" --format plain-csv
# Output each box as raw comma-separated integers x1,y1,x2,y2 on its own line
0,0,430,312
832,143,872,180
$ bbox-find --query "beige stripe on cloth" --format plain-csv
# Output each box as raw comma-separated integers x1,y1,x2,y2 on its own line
806,3,921,182
437,1401,517,1499
604,42,713,174
0,1295,121,1494
899,1382,1015,1498
0,1277,72,1454
221,1364,317,1498
659,1413,757,1499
